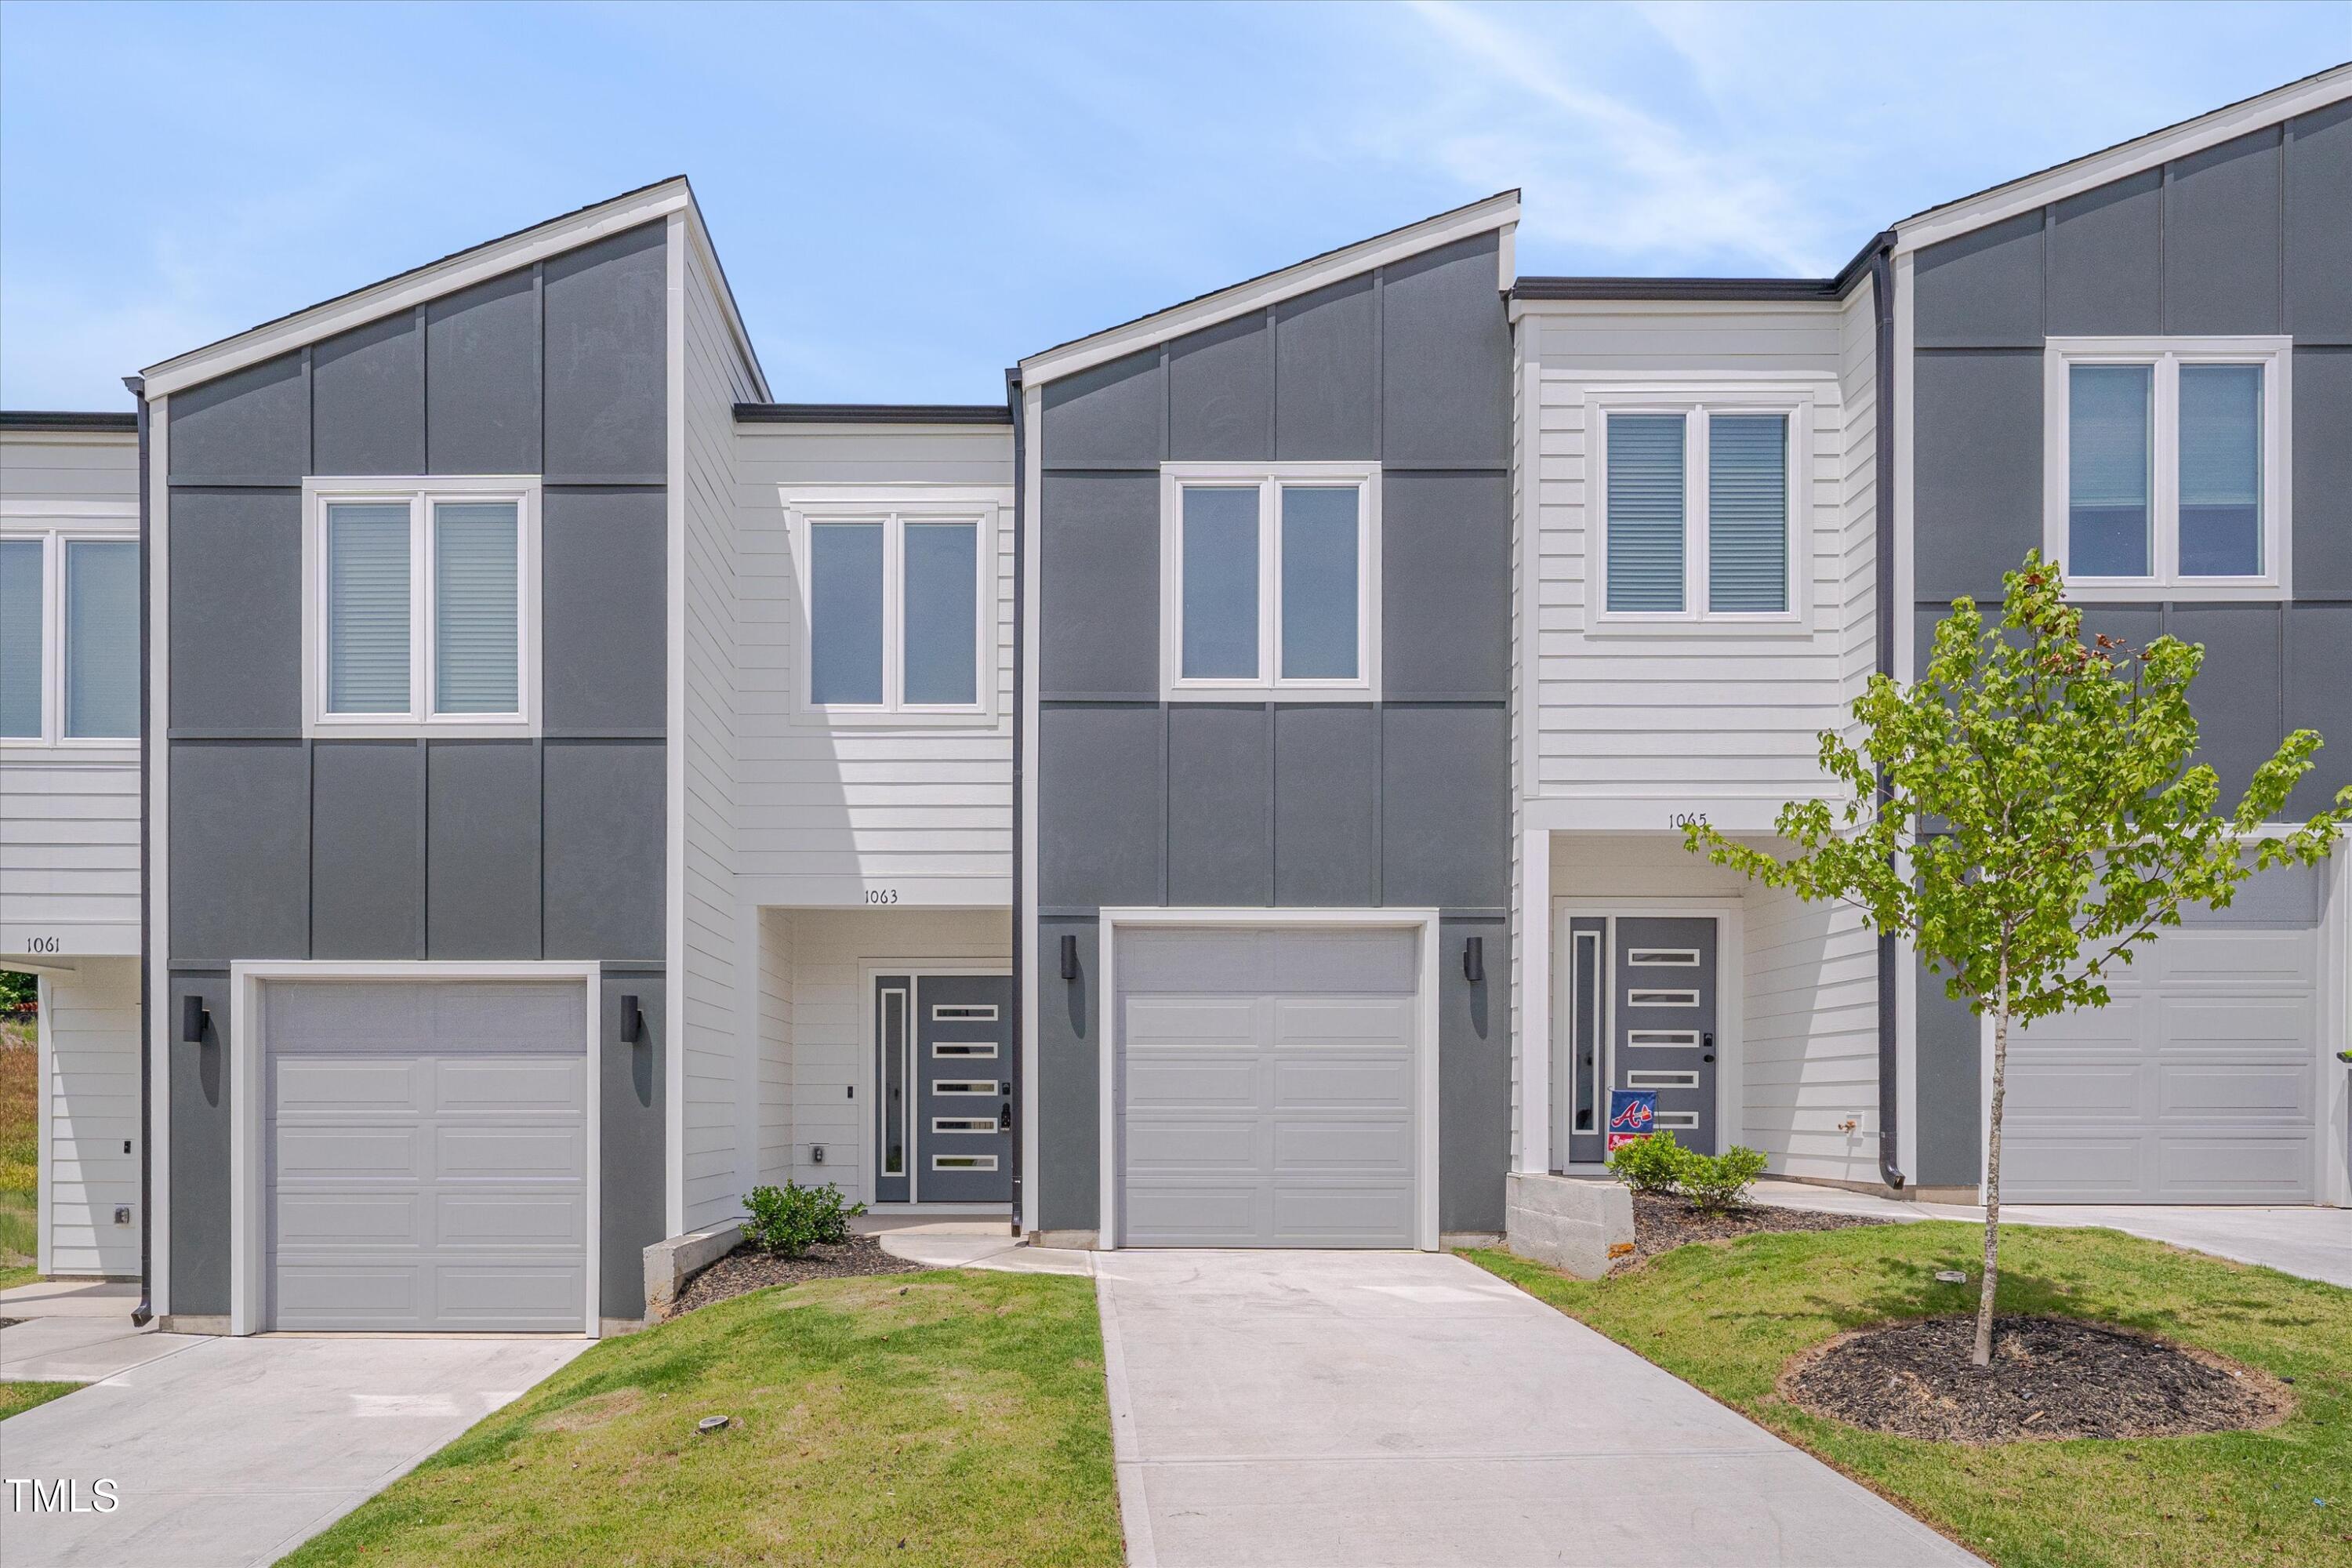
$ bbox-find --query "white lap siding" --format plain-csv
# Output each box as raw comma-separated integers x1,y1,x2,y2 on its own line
38,960,141,1276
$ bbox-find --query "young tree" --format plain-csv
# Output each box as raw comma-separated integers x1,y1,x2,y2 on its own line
1685,554,2348,1368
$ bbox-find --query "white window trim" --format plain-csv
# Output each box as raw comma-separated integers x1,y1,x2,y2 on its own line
299,476,543,739
0,524,141,750
2042,336,2292,601
788,502,997,726
1158,461,1381,701
1585,390,1814,634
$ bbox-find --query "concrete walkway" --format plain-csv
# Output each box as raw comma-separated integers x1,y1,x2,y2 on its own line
1750,1181,2352,1288
0,1331,586,1568
1094,1250,1982,1568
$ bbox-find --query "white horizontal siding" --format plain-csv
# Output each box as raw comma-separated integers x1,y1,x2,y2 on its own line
1742,880,1880,1185
758,908,794,1185
39,957,142,1277
732,423,1014,901
2,430,140,955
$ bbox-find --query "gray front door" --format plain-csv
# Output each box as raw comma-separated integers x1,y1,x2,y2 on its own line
873,973,1012,1204
1613,918,1719,1155
267,980,588,1333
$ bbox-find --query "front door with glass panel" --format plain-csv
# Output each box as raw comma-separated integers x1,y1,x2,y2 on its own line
873,974,1013,1204
1561,915,1720,1164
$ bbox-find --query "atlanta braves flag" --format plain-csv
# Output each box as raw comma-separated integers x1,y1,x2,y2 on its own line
1606,1090,1657,1151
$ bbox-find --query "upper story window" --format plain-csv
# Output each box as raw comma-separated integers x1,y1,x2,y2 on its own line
794,504,993,722
2044,338,2290,598
1594,397,1803,626
301,477,539,737
0,528,139,745
1159,463,1379,699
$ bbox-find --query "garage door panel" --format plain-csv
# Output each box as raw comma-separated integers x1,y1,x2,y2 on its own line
2016,1000,2143,1049
277,1127,423,1178
275,1265,423,1323
437,1125,583,1178
1127,1056,1260,1105
436,1058,585,1111
1120,933,1270,993
2003,1134,2146,1196
1272,1058,1412,1106
2156,996,2311,1055
1269,931,1418,993
1272,1118,1412,1172
1125,1118,1260,1172
274,1058,426,1112
2006,1062,2141,1120
2157,1136,2311,1197
1124,1184,1261,1243
276,1193,421,1244
1125,996,1259,1044
437,1192,584,1245
2155,1064,2312,1120
1271,996,1412,1044
437,1267,585,1324
1270,1185,1414,1244
2153,930,2313,985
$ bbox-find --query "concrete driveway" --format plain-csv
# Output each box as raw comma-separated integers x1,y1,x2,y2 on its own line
1,1327,585,1568
1094,1250,1982,1568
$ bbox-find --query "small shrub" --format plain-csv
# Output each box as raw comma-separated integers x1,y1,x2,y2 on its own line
739,1181,865,1258
1675,1145,1769,1214
1606,1130,1685,1194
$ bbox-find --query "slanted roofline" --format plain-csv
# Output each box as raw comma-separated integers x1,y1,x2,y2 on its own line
1017,189,1521,388
140,176,770,402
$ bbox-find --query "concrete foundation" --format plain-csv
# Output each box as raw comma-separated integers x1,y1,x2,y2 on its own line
1504,1174,1634,1278
641,1220,742,1323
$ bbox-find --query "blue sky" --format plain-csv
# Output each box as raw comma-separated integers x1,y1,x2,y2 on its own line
2,2,2345,409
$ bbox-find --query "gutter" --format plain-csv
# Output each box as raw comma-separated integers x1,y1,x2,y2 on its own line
126,376,154,1326
1004,369,1026,1241
732,402,1011,426
1864,234,1907,1195
0,410,140,432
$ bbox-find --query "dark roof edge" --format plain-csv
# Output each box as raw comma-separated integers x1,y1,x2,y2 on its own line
0,409,140,432
1515,230,1893,307
734,402,1013,426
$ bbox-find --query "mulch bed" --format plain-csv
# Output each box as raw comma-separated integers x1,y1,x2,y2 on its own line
1618,1190,1894,1269
1780,1314,2292,1443
670,1232,924,1316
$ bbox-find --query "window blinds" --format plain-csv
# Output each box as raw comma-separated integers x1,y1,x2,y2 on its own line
1706,415,1788,613
2068,365,2153,577
902,521,978,706
2178,364,2262,577
1606,414,1686,612
326,503,411,713
810,521,885,705
0,538,40,738
64,539,138,736
433,502,520,713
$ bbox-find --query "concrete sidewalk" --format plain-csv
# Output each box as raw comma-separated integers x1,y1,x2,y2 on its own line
1750,1180,2352,1288
1095,1250,1982,1568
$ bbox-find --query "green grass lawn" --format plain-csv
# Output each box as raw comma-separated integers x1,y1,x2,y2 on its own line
1468,1223,2351,1568
280,1269,1123,1568
0,1381,80,1421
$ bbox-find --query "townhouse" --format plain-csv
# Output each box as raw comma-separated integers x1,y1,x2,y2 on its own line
2,64,2343,1334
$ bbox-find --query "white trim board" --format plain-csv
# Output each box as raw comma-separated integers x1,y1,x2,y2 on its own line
1091,906,1444,1253
224,960,604,1338
145,394,172,1317
1018,191,1520,387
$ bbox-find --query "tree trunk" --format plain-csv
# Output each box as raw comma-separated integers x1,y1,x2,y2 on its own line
1973,962,2010,1369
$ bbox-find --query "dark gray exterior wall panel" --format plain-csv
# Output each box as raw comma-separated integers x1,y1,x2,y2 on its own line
168,351,307,482
426,268,541,474
1038,472,1160,699
1911,350,2042,602
1381,704,1507,909
543,486,667,731
1168,311,1272,461
169,741,309,963
1382,471,1508,699
2045,170,2162,337
2165,128,2283,336
1914,212,2043,348
2285,604,2352,820
310,741,424,960
542,223,666,483
168,971,231,1316
1042,349,1163,470
1272,705,1377,906
600,969,664,1319
1165,705,1271,907
542,740,665,962
1439,915,1506,1233
1914,966,1981,1189
1039,704,1165,908
1036,919,1100,1232
2169,604,2282,806
426,740,543,960
2285,100,2352,342
2292,348,2352,597
1380,234,1508,469
1275,274,1377,459
310,311,424,476
168,488,302,733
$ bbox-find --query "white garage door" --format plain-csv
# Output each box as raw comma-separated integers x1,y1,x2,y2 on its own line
2005,929,2318,1203
267,980,590,1331
1116,927,1420,1247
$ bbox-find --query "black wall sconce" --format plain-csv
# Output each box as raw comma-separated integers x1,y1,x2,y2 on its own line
1060,934,1078,982
180,994,210,1044
1462,936,1484,983
619,993,644,1044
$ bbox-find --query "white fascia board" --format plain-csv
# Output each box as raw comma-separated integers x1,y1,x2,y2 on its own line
1018,191,1522,388
1893,65,2350,256
681,201,773,403
141,180,698,397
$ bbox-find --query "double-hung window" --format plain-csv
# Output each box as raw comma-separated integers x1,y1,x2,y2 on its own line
303,478,539,735
1160,463,1378,699
1593,397,1804,624
797,505,991,720
2045,338,2290,597
0,528,139,745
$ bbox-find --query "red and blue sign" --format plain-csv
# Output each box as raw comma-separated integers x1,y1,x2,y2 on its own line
1606,1090,1657,1151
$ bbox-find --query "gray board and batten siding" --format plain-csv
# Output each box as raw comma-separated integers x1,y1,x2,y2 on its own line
1908,103,2352,1191
163,221,670,1319
1033,231,1513,1238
